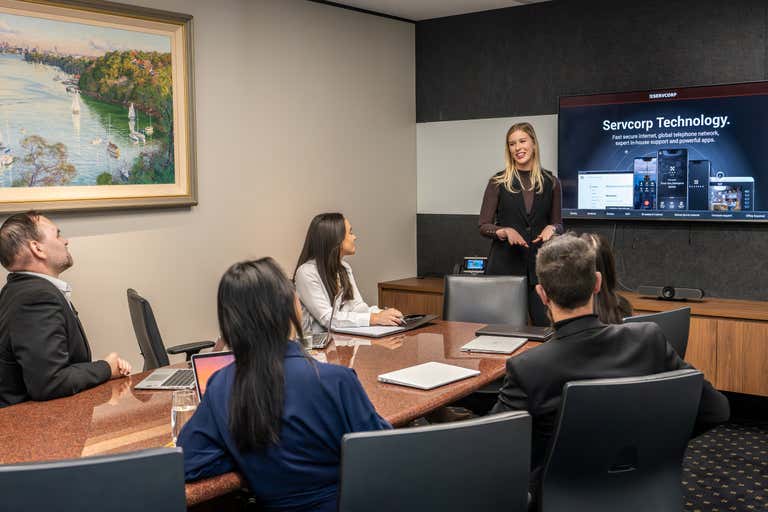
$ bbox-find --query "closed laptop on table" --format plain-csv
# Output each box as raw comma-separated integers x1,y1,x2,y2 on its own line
377,362,480,390
475,324,554,341
461,335,528,354
333,314,437,338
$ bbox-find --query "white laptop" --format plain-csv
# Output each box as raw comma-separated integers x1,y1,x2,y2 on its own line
460,335,528,354
377,362,480,390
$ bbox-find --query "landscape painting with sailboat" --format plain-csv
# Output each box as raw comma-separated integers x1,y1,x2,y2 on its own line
0,11,174,188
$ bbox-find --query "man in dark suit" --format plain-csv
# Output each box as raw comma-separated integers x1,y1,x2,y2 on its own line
0,211,131,407
491,233,729,493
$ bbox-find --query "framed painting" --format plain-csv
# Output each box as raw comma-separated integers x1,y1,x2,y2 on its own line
0,0,196,212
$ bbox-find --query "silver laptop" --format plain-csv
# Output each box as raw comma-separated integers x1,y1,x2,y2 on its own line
461,335,528,354
135,350,234,391
134,366,196,390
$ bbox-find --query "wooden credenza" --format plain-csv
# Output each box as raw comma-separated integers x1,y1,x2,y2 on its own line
625,292,768,397
378,277,445,318
378,278,768,397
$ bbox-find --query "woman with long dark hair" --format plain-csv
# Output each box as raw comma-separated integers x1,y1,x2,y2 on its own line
294,213,403,333
580,233,633,324
478,122,563,326
178,258,390,511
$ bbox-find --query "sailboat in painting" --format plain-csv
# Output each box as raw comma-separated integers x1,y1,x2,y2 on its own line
71,91,81,114
128,115,146,144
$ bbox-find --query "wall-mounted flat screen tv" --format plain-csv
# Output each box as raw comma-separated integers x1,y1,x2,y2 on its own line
558,82,768,222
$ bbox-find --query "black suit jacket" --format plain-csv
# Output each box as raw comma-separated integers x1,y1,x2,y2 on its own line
0,273,110,407
491,314,730,478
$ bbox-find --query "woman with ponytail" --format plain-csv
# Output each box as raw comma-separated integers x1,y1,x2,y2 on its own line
178,257,390,511
580,232,633,324
478,122,563,326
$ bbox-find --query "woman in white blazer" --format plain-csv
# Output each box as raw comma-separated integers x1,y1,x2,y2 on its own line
294,213,403,334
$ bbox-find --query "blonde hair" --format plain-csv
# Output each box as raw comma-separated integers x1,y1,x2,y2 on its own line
493,122,548,194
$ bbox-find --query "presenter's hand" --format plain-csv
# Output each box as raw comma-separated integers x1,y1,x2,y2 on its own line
371,308,405,326
496,227,528,248
532,225,557,244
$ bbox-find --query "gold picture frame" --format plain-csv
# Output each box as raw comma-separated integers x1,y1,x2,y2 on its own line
0,0,196,212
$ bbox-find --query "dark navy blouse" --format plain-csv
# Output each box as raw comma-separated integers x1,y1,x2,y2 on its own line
178,341,391,511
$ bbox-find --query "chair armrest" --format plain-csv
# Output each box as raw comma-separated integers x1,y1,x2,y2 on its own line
166,341,216,360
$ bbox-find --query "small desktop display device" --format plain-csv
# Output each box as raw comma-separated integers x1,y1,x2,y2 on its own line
559,80,767,222
461,256,487,274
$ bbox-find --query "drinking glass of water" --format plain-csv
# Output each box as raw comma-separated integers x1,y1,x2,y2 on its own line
171,389,198,445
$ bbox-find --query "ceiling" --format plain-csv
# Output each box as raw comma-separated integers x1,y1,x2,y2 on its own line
323,0,550,21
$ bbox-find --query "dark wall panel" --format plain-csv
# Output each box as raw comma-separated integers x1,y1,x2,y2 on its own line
417,215,768,301
417,214,490,276
416,0,768,122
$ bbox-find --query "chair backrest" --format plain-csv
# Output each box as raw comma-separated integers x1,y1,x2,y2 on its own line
624,307,691,359
541,369,704,512
338,411,531,512
127,288,169,370
0,448,185,512
443,275,528,324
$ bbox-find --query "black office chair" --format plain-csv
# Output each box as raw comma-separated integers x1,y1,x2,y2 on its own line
540,369,704,512
443,275,528,324
442,275,528,400
0,448,185,512
127,288,215,371
623,307,691,359
338,411,531,512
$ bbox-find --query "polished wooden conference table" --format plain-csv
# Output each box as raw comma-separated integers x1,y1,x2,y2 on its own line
0,320,539,507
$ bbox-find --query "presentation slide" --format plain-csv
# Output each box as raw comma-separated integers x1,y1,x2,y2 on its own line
558,82,768,222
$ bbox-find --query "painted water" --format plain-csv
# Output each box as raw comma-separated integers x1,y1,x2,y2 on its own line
0,53,165,187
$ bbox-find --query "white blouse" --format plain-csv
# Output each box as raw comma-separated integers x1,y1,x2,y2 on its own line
294,259,380,334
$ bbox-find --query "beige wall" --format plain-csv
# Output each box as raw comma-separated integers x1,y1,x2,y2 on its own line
2,0,416,368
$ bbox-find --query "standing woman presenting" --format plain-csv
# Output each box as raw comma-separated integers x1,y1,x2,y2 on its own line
478,122,562,326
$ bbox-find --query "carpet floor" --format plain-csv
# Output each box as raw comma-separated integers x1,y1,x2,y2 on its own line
684,421,768,512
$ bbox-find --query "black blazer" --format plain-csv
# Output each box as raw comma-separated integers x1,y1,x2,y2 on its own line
487,170,557,281
0,273,110,407
491,314,730,477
